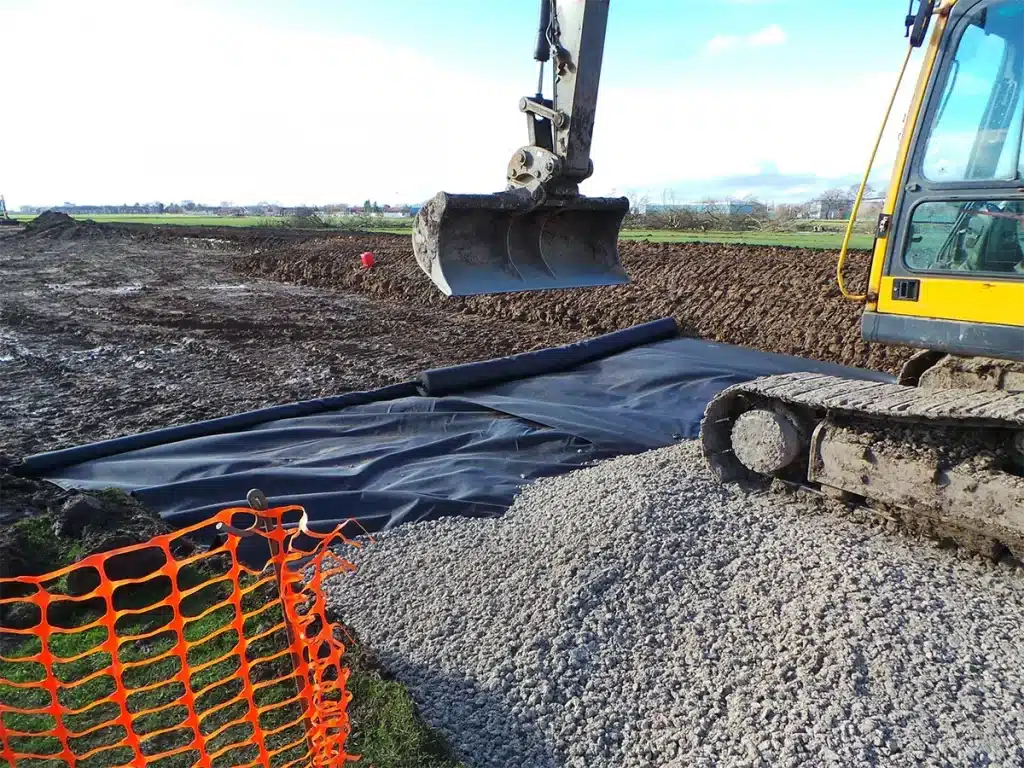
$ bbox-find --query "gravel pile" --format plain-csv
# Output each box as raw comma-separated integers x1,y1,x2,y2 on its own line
324,442,1024,767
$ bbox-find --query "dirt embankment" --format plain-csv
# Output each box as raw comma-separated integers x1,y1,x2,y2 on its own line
238,235,916,374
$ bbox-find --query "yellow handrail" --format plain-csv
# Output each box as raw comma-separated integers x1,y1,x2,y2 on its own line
836,45,916,301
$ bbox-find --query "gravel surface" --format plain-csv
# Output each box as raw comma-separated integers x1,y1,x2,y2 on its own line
325,441,1024,768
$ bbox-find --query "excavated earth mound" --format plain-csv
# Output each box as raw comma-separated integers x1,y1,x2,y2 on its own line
238,235,916,374
0,469,192,578
0,468,197,627
23,210,76,232
21,210,109,240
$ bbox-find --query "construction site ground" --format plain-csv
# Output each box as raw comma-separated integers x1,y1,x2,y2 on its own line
1,216,914,466
3,216,1017,768
0,218,575,463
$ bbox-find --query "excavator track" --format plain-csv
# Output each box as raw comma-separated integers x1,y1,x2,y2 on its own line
701,372,1024,560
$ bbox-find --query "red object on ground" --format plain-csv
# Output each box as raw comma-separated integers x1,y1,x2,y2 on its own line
360,251,375,268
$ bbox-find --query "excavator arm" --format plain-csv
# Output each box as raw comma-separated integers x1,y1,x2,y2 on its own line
412,0,631,297
0,195,16,225
511,0,608,198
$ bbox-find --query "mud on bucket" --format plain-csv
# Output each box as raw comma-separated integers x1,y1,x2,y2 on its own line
412,191,631,297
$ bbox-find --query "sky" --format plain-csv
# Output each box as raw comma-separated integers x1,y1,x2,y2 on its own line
1,0,928,208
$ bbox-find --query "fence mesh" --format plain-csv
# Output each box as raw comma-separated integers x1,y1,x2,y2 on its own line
0,503,359,768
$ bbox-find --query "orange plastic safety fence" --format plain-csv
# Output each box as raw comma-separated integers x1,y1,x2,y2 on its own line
0,504,361,768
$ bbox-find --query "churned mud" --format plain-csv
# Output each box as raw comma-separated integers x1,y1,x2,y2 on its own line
239,233,915,374
0,219,579,463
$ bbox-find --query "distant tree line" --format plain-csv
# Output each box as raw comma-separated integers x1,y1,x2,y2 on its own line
623,184,883,232
16,200,414,217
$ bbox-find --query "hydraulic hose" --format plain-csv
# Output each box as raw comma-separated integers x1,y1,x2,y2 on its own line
837,45,915,302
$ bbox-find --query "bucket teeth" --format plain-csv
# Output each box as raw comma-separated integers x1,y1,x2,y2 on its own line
412,191,630,296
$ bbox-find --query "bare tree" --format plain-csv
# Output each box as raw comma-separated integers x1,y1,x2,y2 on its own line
697,198,723,231
622,189,640,215
775,203,801,224
658,188,695,229
721,196,768,231
633,193,650,216
816,188,855,220
743,195,769,227
847,182,879,200
621,189,652,226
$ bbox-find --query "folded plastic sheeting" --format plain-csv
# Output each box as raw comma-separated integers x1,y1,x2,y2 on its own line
26,319,892,540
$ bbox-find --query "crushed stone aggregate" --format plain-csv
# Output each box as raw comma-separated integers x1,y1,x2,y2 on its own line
324,441,1024,768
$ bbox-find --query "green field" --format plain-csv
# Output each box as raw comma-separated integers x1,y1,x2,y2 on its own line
11,213,873,250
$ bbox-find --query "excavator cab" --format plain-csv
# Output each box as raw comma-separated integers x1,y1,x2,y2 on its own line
412,0,631,296
703,0,1024,560
847,0,1024,357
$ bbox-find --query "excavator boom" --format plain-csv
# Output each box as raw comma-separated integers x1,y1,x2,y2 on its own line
412,0,631,296
0,195,17,226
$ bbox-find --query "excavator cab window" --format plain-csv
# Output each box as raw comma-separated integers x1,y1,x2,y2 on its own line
921,5,1023,182
901,0,1024,277
905,199,1024,273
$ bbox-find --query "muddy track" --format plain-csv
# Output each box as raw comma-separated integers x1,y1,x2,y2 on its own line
0,222,580,462
238,233,917,374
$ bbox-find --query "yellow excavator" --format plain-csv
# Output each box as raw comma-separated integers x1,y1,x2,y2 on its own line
413,0,1024,558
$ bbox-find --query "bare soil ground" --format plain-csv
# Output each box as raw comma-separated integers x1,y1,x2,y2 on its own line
240,234,916,374
0,219,579,463
2,217,915,467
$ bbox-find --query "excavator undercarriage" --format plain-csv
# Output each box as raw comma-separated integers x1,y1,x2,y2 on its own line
700,357,1024,560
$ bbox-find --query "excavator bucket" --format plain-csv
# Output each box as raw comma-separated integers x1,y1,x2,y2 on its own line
412,190,631,296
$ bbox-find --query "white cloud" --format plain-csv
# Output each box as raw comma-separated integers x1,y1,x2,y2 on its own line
0,0,528,207
585,63,921,198
749,24,787,46
705,35,742,54
704,24,787,55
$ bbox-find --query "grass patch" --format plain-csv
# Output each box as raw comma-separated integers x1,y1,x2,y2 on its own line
340,628,469,768
12,212,876,249
0,563,468,768
11,212,414,234
1,514,85,574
